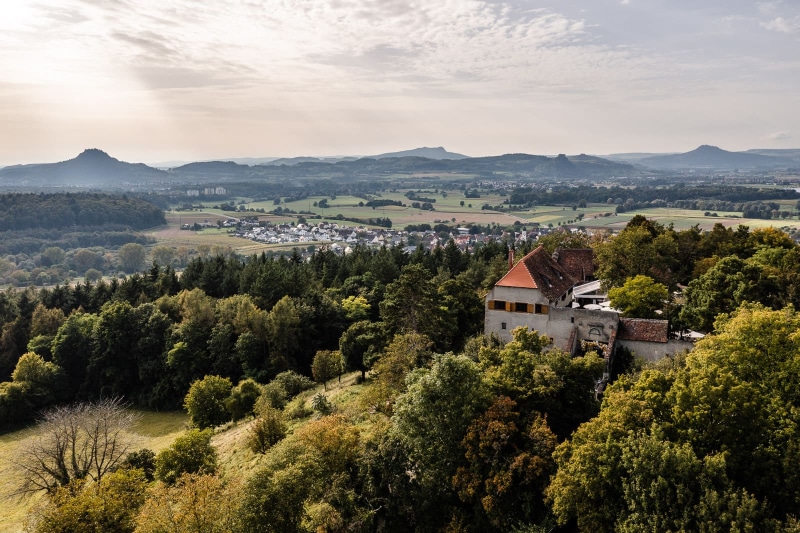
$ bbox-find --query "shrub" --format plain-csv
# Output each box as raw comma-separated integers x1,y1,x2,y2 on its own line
256,382,287,413
247,407,287,454
225,378,262,422
184,375,233,429
155,429,217,485
272,370,314,398
311,393,333,416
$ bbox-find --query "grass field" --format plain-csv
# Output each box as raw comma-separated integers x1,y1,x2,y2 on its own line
0,410,187,533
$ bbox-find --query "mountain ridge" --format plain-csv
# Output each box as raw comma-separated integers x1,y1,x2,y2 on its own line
640,145,795,170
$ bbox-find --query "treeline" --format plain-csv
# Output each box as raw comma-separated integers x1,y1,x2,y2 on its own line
616,199,784,219
508,184,798,207
0,192,165,231
364,199,403,208
328,213,393,228
0,241,516,428
0,227,151,255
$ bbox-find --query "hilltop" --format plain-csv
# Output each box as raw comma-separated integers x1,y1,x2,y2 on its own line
0,149,167,187
640,144,795,170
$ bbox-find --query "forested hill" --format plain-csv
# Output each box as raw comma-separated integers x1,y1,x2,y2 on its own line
0,193,165,231
0,148,167,186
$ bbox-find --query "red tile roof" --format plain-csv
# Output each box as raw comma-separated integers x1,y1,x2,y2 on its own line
618,318,668,343
554,248,595,281
495,246,577,301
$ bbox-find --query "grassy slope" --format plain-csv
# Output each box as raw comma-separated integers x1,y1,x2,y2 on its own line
0,411,187,533
0,376,365,532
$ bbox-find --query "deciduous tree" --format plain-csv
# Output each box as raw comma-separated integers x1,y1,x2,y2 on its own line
608,275,668,318
184,375,233,429
13,398,139,495
155,429,217,485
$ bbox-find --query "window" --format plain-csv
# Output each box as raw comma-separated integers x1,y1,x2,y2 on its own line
534,304,549,315
501,322,507,330
492,300,507,310
514,302,528,313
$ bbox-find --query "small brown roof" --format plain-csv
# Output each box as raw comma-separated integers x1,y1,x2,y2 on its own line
495,246,577,301
553,248,595,281
618,318,669,343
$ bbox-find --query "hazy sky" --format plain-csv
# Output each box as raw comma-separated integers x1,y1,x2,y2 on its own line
1,0,798,165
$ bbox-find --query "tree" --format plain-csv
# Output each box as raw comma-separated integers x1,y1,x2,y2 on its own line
73,248,101,274
150,245,176,268
118,243,146,273
680,255,779,332
134,473,243,533
267,295,301,367
339,320,389,380
341,295,370,321
225,378,261,422
453,397,557,529
391,354,491,528
608,275,668,318
41,246,66,267
248,406,287,454
380,264,451,346
547,305,800,530
13,398,139,495
361,332,433,415
24,468,148,533
155,429,218,485
184,375,233,429
594,221,678,289
51,311,99,397
311,349,342,391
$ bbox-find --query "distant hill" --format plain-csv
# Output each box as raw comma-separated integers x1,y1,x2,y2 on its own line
745,148,800,164
0,149,167,187
370,146,469,160
169,160,250,177
0,148,641,186
601,152,678,163
640,145,794,170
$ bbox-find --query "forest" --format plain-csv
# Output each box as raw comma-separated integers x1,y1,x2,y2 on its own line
5,218,800,531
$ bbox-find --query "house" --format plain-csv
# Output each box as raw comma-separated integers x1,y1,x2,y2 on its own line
484,246,695,363
484,246,577,341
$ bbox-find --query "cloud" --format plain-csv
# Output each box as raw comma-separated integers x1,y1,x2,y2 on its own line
768,131,791,141
761,16,800,33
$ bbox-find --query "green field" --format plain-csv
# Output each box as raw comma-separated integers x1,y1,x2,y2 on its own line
0,411,187,533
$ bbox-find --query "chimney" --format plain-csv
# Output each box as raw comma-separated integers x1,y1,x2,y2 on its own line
508,248,515,271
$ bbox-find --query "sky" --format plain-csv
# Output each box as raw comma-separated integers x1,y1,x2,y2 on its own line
1,0,799,166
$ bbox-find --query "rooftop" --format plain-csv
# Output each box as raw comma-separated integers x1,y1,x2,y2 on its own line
495,246,577,301
618,318,669,343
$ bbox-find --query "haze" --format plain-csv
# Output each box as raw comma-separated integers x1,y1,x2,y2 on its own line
1,0,798,166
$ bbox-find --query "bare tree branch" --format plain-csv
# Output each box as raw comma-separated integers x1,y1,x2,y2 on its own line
12,398,140,497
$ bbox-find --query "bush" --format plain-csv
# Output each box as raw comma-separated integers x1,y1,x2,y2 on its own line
184,375,233,429
311,393,333,416
256,382,287,413
155,429,217,485
247,407,287,454
225,378,262,422
285,401,313,420
272,370,314,398
120,449,156,481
